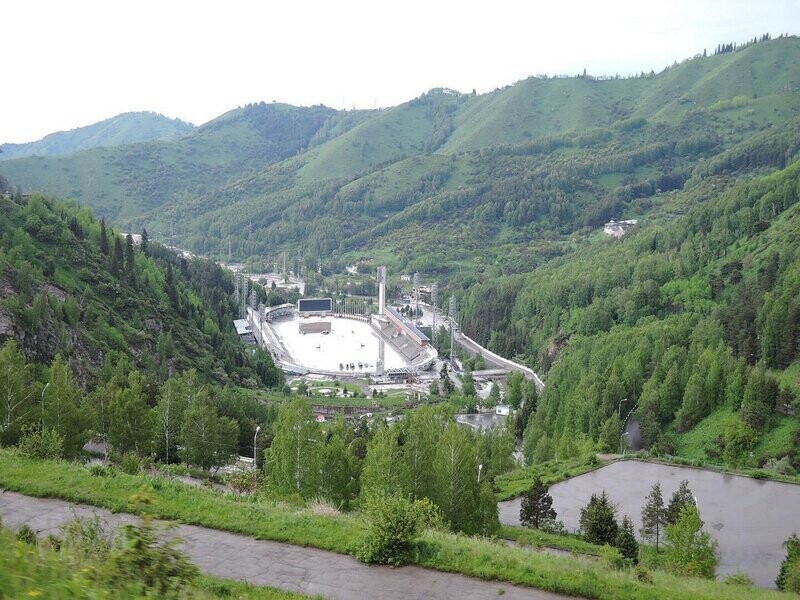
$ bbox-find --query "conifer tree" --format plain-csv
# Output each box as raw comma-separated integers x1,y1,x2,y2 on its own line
141,228,149,257
100,218,109,255
520,476,556,529
641,481,668,552
112,237,124,276
580,490,618,545
666,480,695,525
615,515,639,563
777,534,800,591
125,234,136,282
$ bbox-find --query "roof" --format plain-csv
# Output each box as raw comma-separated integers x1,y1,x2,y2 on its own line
233,319,251,336
384,306,430,342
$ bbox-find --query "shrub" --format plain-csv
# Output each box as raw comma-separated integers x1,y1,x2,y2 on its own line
17,427,64,460
103,517,198,596
60,515,116,560
357,493,440,566
120,452,141,475
599,545,625,570
724,571,753,586
16,524,37,545
634,566,654,584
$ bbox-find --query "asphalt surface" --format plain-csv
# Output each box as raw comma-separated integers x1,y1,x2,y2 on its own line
0,490,568,600
499,460,800,587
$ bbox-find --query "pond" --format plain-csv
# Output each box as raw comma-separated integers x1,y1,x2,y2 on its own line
498,460,800,587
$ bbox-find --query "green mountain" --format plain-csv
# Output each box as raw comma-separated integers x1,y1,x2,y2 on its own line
0,192,281,391
0,112,193,160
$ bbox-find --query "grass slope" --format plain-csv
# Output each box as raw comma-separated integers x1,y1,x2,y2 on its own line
0,452,791,600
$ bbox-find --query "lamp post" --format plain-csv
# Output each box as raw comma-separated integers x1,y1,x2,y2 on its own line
619,431,630,455
40,381,51,428
478,463,484,484
253,425,261,491
617,398,628,418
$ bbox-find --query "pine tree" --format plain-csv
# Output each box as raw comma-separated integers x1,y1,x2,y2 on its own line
666,480,695,525
112,237,124,276
580,491,618,545
777,534,800,591
125,234,136,282
519,476,556,529
141,228,149,257
100,218,109,255
641,481,668,552
615,515,639,563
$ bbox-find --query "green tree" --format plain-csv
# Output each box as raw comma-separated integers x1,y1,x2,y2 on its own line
740,367,778,430
403,405,446,501
125,234,136,283
99,218,109,255
615,515,639,563
514,382,537,440
111,236,124,276
140,228,149,257
179,392,238,472
0,340,35,447
663,504,718,579
462,370,476,398
108,372,153,456
641,481,668,552
599,412,622,453
486,382,501,408
580,491,618,546
361,423,411,500
320,416,360,510
42,354,89,458
506,372,524,409
777,533,800,591
433,422,488,533
268,398,322,497
519,476,556,529
665,479,696,525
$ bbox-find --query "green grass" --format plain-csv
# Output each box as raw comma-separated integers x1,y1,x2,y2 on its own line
0,451,794,600
494,456,606,501
0,527,313,599
499,525,604,555
671,406,736,462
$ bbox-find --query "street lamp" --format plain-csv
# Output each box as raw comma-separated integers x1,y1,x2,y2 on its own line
253,425,261,491
40,381,51,428
617,398,628,418
478,463,484,483
619,431,630,455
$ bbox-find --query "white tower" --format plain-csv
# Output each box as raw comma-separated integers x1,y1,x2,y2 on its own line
377,266,386,315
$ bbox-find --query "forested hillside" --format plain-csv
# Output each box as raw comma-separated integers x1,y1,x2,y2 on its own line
2,37,799,264
0,112,193,160
516,159,800,468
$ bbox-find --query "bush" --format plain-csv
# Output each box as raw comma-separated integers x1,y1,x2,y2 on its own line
120,452,141,475
634,566,653,584
103,517,198,596
724,571,753,586
357,493,440,566
17,427,64,460
16,524,38,545
599,545,625,570
60,515,116,560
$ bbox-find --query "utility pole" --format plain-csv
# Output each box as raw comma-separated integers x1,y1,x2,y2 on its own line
431,282,438,348
413,272,420,323
449,295,456,366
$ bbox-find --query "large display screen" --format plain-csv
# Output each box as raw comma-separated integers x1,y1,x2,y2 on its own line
297,298,333,313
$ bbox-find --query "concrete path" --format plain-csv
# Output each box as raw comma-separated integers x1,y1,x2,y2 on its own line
0,490,568,600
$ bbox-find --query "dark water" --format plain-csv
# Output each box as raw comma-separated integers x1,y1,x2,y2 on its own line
499,460,800,587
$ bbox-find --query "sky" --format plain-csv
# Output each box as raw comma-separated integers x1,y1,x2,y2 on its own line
2,0,799,143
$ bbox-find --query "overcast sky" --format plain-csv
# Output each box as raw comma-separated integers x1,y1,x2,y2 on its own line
2,0,799,143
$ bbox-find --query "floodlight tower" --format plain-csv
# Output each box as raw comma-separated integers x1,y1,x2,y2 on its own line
414,272,421,320
431,282,438,347
376,266,386,315
449,295,456,365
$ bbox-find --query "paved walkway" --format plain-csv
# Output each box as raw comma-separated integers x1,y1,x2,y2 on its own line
0,490,567,600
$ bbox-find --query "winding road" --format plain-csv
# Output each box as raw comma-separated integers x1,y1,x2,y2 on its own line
0,490,567,600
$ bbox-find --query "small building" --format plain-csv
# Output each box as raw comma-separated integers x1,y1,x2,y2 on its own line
495,404,511,416
233,319,254,343
400,274,412,282
603,219,638,238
